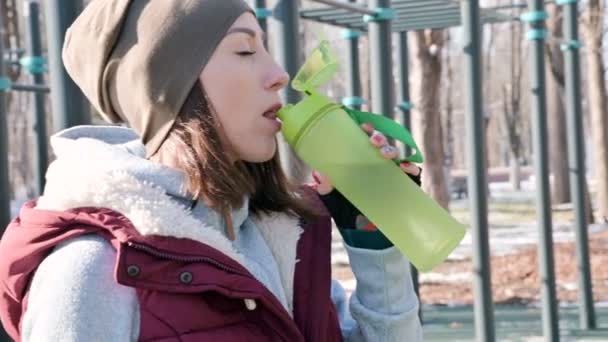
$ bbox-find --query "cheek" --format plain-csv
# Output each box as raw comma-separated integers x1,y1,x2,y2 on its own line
202,66,258,125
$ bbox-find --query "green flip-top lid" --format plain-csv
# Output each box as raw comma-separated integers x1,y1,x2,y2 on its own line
291,40,339,93
278,40,340,145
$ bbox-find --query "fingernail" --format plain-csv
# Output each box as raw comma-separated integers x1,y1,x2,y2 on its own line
371,131,385,144
312,171,321,184
381,145,395,154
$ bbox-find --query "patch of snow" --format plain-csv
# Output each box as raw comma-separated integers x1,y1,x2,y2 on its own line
447,222,608,261
419,272,472,284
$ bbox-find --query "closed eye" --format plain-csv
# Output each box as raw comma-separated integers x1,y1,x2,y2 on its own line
236,51,256,56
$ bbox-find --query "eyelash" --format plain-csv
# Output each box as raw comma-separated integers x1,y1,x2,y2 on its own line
236,51,256,56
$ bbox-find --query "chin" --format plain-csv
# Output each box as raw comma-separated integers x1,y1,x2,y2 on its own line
239,143,277,163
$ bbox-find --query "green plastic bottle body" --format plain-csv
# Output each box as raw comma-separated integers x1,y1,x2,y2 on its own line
288,97,466,271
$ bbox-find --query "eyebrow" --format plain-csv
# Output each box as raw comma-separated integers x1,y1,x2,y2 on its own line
226,27,266,41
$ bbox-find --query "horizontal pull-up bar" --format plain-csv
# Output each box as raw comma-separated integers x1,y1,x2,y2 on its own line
308,0,376,16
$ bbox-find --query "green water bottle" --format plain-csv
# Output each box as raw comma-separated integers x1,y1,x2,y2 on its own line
278,40,466,271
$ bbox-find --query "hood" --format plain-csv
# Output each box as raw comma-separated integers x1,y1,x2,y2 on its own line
35,125,303,268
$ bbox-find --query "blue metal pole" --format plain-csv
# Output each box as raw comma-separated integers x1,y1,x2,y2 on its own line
368,0,395,118
273,0,308,181
395,30,421,320
460,1,495,341
24,0,48,195
255,0,270,48
44,0,90,131
341,0,363,112
524,1,560,340
560,0,596,329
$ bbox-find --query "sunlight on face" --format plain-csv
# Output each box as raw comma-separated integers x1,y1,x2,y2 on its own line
200,13,289,163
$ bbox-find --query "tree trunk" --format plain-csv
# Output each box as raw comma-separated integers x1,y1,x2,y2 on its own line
411,30,449,209
583,1,608,221
545,4,571,204
510,153,521,191
585,46,608,220
503,8,524,191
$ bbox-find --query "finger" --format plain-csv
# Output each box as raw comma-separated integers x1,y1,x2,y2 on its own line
360,122,374,135
400,161,422,176
370,130,387,147
312,170,334,195
380,145,400,160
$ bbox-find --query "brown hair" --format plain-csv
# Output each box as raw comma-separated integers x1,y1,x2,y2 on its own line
152,81,321,239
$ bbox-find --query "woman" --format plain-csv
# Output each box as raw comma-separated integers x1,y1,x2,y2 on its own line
0,1,422,341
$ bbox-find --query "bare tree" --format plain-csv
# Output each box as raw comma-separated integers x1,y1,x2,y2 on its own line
501,7,524,191
545,3,571,204
582,0,608,221
444,31,454,172
411,29,449,209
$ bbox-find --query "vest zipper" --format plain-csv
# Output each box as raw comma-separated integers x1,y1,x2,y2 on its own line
127,241,245,276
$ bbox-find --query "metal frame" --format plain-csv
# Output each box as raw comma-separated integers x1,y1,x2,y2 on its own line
295,0,593,341
300,0,518,32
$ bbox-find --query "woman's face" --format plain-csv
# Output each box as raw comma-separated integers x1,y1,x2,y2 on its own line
200,12,289,163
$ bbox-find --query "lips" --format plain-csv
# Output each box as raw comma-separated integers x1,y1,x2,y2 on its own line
263,103,282,117
263,111,278,120
263,103,283,131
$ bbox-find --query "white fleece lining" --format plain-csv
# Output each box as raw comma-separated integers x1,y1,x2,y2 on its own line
35,154,303,312
253,214,303,313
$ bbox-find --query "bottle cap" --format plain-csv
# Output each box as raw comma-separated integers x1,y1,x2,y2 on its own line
291,40,338,93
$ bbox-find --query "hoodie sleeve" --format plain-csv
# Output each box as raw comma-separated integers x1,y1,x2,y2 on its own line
22,235,140,342
331,245,423,341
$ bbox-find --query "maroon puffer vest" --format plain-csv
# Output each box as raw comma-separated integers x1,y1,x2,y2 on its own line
0,198,342,341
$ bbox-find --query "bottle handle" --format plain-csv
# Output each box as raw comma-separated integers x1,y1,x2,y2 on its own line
344,106,424,164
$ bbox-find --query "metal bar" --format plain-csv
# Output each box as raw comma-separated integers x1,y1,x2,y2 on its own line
368,0,394,118
24,0,48,195
304,2,515,27
0,0,11,235
255,0,269,48
302,17,365,31
562,0,596,330
303,14,508,33
314,1,456,22
8,83,49,93
461,1,495,341
326,9,457,24
301,0,452,19
308,0,376,15
391,0,457,10
345,0,363,111
300,1,448,21
300,0,523,21
273,0,308,182
393,16,507,32
395,30,421,321
527,0,560,340
332,6,510,27
396,32,412,149
44,0,90,131
300,8,351,19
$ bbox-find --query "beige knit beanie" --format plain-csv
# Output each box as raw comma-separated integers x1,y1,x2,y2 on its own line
62,0,253,156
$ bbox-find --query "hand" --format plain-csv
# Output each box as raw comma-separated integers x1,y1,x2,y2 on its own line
312,123,423,231
312,122,422,195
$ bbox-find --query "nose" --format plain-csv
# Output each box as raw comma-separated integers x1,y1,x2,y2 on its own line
265,61,290,92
